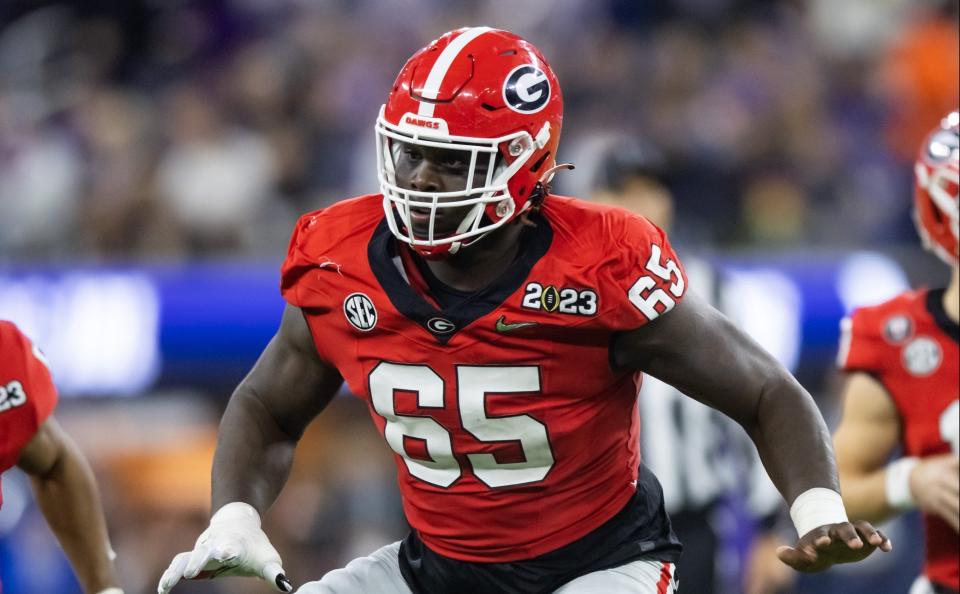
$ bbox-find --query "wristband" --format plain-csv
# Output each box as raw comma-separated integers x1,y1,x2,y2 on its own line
789,487,849,538
885,457,919,511
210,502,262,526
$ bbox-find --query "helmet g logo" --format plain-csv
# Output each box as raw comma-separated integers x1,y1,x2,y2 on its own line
503,65,550,114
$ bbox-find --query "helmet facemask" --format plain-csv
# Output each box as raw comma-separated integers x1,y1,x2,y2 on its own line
376,106,549,257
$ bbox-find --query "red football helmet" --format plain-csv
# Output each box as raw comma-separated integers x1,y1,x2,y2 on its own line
914,111,959,266
376,27,563,258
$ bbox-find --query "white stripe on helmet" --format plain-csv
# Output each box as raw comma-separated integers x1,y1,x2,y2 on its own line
417,27,494,117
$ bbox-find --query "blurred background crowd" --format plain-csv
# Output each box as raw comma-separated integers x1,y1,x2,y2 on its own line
1,0,957,260
0,0,957,593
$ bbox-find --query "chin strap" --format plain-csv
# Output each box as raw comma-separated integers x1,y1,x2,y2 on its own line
529,162,576,208
539,162,575,184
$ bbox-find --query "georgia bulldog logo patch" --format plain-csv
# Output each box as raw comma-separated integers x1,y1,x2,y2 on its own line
426,317,456,335
902,336,942,376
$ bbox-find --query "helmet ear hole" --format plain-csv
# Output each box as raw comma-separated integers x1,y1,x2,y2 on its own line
530,151,551,173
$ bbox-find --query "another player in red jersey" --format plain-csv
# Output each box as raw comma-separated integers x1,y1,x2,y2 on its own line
159,28,890,594
834,111,960,594
0,321,123,594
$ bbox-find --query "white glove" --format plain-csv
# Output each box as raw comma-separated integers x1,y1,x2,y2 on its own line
157,502,293,594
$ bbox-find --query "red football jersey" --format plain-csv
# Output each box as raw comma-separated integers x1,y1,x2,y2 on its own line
839,289,959,590
282,194,687,562
0,321,59,508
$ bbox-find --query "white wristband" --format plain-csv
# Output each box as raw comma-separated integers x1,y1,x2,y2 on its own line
790,487,849,538
95,588,124,594
885,457,919,511
210,501,262,526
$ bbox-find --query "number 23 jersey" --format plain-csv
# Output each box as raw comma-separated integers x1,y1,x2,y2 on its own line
839,288,959,590
281,194,687,563
0,321,58,508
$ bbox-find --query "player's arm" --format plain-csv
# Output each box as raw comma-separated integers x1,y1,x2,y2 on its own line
832,373,902,523
612,292,892,572
17,417,122,594
211,304,343,511
159,304,343,594
835,372,960,531
613,292,836,501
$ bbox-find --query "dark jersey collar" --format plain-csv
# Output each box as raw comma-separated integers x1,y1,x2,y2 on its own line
368,213,553,344
412,255,475,310
925,288,959,344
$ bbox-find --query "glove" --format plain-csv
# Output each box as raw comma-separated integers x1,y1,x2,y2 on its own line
157,502,293,594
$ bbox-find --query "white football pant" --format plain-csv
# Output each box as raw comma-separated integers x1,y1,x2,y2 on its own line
909,576,937,594
296,541,678,593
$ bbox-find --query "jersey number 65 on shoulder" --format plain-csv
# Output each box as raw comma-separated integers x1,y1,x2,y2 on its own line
628,244,685,320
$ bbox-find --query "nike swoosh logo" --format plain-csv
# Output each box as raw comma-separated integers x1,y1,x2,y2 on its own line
495,315,538,333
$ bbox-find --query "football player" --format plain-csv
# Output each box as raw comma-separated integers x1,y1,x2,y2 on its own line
834,111,959,594
158,28,891,594
0,321,123,594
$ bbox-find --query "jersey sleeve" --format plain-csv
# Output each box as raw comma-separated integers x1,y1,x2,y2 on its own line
602,213,689,331
836,308,883,374
280,210,334,310
0,322,58,465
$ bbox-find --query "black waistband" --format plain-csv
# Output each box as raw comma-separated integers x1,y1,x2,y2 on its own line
398,464,682,594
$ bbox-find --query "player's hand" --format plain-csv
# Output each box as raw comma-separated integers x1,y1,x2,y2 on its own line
776,520,892,573
909,454,960,533
157,502,293,594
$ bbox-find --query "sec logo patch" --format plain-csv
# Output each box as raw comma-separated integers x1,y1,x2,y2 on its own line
343,293,377,331
883,315,913,344
902,336,941,376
